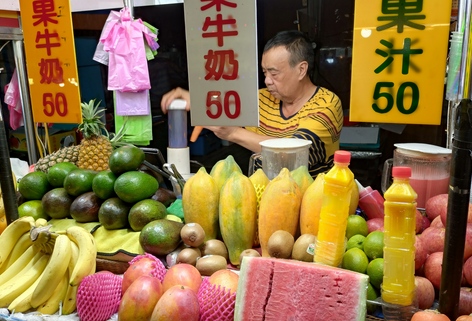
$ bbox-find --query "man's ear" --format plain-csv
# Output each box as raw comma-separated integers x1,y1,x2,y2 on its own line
298,61,308,79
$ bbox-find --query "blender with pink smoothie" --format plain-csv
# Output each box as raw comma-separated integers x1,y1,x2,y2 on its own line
382,143,452,209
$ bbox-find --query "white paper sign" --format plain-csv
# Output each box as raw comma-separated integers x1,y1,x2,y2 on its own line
184,0,259,126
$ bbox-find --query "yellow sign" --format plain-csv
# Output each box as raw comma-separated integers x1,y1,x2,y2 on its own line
350,0,452,125
19,0,82,124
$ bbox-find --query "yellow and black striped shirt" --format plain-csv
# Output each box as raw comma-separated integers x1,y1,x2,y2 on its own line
246,87,343,178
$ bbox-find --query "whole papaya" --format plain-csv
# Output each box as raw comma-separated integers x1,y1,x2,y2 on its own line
248,169,270,247
219,171,257,266
299,173,324,236
182,167,219,241
210,155,242,192
258,168,302,257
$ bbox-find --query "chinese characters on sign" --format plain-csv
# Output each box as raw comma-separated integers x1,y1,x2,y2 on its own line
19,0,82,124
350,0,452,125
184,0,259,126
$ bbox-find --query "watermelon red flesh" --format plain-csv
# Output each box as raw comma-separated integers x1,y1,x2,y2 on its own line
235,257,368,321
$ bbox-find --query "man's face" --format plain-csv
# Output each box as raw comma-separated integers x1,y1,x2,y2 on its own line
261,46,300,101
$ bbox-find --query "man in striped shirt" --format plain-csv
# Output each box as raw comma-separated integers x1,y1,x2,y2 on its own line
162,30,343,179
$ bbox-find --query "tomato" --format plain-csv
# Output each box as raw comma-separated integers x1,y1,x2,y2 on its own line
411,310,451,321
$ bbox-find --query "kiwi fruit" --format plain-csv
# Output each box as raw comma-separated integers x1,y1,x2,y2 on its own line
201,239,229,260
176,247,202,266
180,223,206,247
291,233,317,262
239,248,261,265
195,254,227,276
267,230,295,259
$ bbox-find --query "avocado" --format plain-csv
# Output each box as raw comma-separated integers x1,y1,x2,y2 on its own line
42,187,75,219
114,171,159,203
70,191,103,223
139,219,184,256
98,197,131,230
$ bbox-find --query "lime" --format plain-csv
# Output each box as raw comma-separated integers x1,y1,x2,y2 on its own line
92,170,117,199
18,200,49,220
341,247,369,274
18,171,51,200
128,199,167,231
366,282,380,314
47,162,78,187
367,258,384,289
364,231,385,260
346,214,369,239
346,234,366,251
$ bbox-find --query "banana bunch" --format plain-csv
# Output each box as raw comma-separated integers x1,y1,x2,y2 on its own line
0,216,97,314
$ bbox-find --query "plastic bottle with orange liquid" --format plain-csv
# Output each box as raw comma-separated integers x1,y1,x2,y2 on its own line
381,166,417,309
314,150,354,267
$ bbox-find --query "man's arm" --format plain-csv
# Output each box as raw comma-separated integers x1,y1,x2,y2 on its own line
205,126,272,153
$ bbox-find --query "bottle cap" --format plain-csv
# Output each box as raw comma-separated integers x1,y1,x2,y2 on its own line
168,99,187,110
334,150,351,163
392,166,411,178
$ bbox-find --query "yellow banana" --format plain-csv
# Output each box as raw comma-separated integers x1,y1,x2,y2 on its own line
35,218,49,227
1,231,34,270
0,216,35,269
36,272,69,315
63,252,96,315
31,234,72,308
0,246,40,287
7,262,47,313
66,226,97,286
0,253,50,307
62,283,78,315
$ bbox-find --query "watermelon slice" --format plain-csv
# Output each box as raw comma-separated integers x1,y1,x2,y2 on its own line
235,257,368,321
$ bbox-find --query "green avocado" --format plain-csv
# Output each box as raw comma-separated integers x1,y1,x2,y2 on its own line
139,219,184,256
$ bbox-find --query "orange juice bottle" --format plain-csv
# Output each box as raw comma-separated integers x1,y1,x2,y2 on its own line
381,166,417,306
314,150,354,267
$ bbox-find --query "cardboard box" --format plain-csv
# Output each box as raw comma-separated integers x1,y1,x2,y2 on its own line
9,127,77,152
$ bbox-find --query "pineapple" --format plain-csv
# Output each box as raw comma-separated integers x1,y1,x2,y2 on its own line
76,99,113,171
35,99,127,173
35,145,80,173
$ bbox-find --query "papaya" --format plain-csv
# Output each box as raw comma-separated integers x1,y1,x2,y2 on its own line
299,173,360,236
219,171,257,266
258,168,302,257
182,167,219,241
290,165,314,196
210,155,242,192
299,173,324,236
249,169,270,247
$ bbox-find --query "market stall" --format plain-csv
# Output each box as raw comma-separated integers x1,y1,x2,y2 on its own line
0,0,471,320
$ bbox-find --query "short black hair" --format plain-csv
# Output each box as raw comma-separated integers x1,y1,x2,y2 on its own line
263,30,315,77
